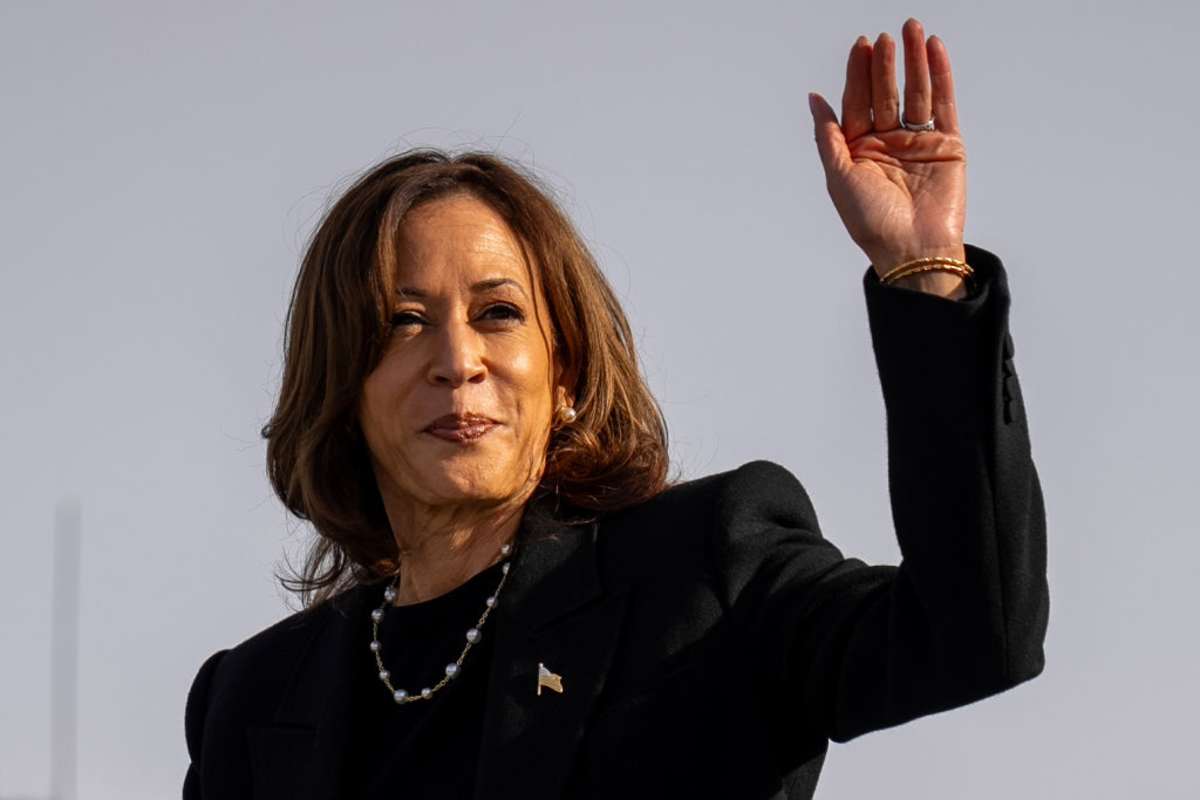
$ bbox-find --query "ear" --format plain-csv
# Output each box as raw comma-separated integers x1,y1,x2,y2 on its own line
554,383,574,411
551,361,575,410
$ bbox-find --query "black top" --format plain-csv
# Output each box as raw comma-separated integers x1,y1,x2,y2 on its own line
345,560,507,798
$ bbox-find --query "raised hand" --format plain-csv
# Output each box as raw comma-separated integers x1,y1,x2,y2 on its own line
809,18,968,297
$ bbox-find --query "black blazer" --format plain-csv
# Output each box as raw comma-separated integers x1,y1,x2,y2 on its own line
183,244,1048,800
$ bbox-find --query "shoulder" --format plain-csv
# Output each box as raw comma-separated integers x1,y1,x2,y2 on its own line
592,459,823,587
600,458,817,536
711,458,819,528
185,584,367,732
582,459,835,673
211,595,338,684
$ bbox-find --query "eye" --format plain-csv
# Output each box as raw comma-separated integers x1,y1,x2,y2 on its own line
388,305,522,332
483,303,524,322
390,311,425,329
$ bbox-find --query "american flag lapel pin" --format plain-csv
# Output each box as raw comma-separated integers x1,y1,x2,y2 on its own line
537,661,564,696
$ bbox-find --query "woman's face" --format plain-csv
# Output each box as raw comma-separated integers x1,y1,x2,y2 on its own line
358,192,565,511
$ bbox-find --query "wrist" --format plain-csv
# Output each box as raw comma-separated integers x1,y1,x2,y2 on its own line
871,243,970,300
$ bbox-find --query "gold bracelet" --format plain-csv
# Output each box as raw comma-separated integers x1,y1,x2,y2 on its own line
879,256,974,286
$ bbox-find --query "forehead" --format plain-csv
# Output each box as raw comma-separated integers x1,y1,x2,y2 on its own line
391,193,537,292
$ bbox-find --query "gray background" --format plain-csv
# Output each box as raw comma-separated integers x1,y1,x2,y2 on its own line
3,0,1197,797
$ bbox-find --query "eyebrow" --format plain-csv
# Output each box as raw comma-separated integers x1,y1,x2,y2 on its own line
395,277,527,298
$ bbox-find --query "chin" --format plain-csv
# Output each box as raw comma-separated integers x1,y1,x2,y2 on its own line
418,461,515,504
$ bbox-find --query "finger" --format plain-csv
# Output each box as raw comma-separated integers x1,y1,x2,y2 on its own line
871,32,900,131
808,91,853,178
840,35,874,141
901,17,932,127
928,35,960,134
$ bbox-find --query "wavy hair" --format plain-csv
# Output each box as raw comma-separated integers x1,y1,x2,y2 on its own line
261,148,674,608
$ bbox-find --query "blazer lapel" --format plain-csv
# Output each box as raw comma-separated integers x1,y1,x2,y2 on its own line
473,494,630,800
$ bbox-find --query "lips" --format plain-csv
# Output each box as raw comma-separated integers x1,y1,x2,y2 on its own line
424,413,498,432
423,413,500,443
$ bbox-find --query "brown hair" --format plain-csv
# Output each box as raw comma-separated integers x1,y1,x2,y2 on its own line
261,148,675,608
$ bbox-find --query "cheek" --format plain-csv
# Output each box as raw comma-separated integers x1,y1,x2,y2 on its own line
502,346,554,417
506,350,543,385
360,362,416,433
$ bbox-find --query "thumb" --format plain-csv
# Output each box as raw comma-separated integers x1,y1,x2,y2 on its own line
808,92,852,179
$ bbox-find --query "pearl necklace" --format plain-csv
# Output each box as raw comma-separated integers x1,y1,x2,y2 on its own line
370,541,514,705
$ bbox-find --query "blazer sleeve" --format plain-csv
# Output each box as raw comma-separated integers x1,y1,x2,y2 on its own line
710,243,1048,746
183,648,229,800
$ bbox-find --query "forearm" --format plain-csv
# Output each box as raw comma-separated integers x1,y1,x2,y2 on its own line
824,244,1046,740
862,243,1048,684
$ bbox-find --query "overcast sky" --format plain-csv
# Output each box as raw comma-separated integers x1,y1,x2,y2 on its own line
3,1,1198,798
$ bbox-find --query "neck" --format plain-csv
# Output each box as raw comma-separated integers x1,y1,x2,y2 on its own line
381,492,528,606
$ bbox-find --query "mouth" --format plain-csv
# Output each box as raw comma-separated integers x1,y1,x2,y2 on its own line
423,414,500,444
423,422,498,444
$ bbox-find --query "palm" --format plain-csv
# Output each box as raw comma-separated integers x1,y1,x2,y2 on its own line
810,18,969,273
836,129,966,261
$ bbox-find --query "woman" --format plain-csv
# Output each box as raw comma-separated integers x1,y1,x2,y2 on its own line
183,17,1047,799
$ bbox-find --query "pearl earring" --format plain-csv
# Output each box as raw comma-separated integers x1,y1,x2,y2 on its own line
557,405,577,423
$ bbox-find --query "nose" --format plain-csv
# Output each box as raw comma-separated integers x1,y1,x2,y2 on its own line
426,318,487,388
